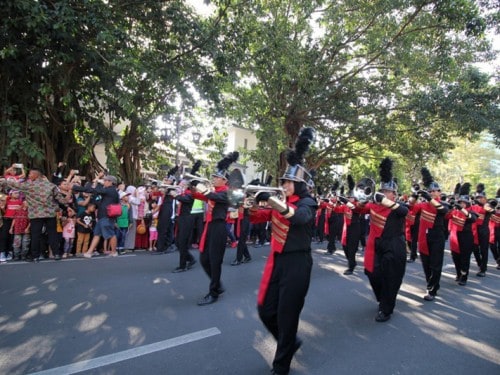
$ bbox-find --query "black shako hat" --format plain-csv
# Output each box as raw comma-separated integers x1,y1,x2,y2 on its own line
212,152,239,179
379,157,398,192
280,127,315,184
421,167,440,192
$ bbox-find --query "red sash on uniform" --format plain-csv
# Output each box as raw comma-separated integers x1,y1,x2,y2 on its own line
417,202,438,255
363,203,391,273
257,195,299,306
471,205,485,246
447,210,467,253
192,185,228,253
405,204,417,241
490,213,500,243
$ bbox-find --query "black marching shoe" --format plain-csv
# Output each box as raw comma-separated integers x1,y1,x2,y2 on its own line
375,311,391,322
172,266,188,273
407,258,415,263
476,271,486,277
343,269,354,275
423,293,435,301
187,259,197,269
197,294,218,306
242,257,252,263
231,259,241,266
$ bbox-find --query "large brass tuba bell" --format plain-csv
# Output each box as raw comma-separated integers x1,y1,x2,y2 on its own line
353,177,376,203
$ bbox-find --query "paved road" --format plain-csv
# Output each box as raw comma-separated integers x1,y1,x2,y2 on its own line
0,243,499,375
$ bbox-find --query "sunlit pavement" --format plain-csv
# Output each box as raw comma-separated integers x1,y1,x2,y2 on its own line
0,243,499,375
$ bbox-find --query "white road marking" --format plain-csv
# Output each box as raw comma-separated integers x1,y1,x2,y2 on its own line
29,327,221,375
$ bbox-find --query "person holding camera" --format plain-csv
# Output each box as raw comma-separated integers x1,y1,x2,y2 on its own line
71,172,120,258
1,167,70,262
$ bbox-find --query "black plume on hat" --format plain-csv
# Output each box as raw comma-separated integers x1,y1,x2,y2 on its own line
476,183,486,197
421,167,433,187
454,183,461,195
191,160,202,176
217,151,239,171
496,188,500,198
347,175,355,191
379,158,393,183
379,157,398,191
331,180,339,193
167,165,179,179
459,182,471,196
249,178,261,186
286,127,314,166
265,175,273,186
340,185,345,195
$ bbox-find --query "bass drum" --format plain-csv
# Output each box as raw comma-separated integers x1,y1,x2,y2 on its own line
354,177,376,203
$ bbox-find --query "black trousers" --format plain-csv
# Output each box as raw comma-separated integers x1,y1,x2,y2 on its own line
235,217,251,261
200,220,227,297
473,229,490,272
408,223,419,260
157,217,174,252
191,213,204,245
326,215,342,252
258,251,312,374
366,235,406,315
316,214,325,242
343,222,361,270
419,231,445,295
176,215,195,268
453,230,475,281
0,218,13,254
30,218,61,258
490,226,500,265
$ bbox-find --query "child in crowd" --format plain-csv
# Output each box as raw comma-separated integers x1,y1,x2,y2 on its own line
76,203,96,257
116,191,131,254
10,200,30,261
62,207,76,258
148,200,160,251
0,189,23,262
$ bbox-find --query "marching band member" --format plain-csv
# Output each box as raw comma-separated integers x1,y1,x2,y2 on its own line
471,183,495,277
446,183,477,285
405,185,421,263
248,127,317,375
156,166,178,253
191,152,239,306
325,182,343,255
489,188,500,269
413,168,449,301
359,158,408,322
170,161,201,272
336,175,365,275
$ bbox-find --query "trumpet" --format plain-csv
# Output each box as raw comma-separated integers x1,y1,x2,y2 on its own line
183,172,213,190
247,185,286,207
145,177,178,190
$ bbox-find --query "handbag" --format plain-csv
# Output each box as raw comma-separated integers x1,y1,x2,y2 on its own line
107,203,123,218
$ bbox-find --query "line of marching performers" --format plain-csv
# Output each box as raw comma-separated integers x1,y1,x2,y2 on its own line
312,165,500,305
149,127,498,374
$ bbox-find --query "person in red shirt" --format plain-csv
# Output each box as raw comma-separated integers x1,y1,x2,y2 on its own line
10,199,30,260
0,190,23,262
